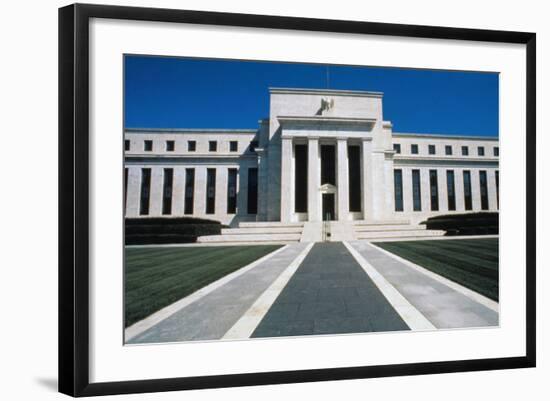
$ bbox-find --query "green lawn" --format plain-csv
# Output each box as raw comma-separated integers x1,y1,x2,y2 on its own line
125,245,282,327
374,238,499,301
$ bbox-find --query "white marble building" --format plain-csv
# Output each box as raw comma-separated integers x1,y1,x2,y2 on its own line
124,88,499,229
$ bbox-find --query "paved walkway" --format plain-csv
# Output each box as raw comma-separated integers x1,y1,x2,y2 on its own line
128,243,310,343
252,242,408,337
127,240,498,344
348,241,498,328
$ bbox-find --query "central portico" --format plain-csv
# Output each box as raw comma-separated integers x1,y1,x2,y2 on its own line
269,88,395,223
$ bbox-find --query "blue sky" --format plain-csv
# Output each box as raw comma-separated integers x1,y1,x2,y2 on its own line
124,55,499,137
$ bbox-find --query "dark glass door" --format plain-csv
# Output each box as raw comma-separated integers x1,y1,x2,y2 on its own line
322,193,335,221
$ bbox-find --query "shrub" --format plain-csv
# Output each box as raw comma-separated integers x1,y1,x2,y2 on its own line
125,217,222,245
422,212,498,236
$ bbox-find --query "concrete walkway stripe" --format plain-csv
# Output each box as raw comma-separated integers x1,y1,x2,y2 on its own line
369,242,499,313
367,234,498,243
125,245,289,342
343,241,436,331
222,242,315,339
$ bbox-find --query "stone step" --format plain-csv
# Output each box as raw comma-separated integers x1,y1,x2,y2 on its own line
197,233,302,243
356,230,445,239
239,222,304,228
352,219,411,226
221,227,303,235
354,224,427,232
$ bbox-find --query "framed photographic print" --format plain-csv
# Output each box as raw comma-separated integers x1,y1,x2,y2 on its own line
58,3,536,397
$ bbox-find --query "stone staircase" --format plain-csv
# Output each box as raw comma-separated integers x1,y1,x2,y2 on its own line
352,219,445,240
197,221,304,244
197,219,445,244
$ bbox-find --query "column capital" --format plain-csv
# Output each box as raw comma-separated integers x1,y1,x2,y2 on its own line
337,137,348,142
307,136,320,141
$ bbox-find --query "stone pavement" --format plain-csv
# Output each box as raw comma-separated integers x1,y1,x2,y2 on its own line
127,243,310,343
348,241,498,328
127,240,499,344
252,242,409,337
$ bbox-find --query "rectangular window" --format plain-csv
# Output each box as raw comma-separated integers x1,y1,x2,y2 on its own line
480,170,489,210
247,168,258,214
144,140,152,151
162,168,173,215
445,145,452,155
394,169,403,212
139,168,151,215
393,144,401,154
124,168,128,214
428,145,436,155
478,146,485,156
206,168,216,214
446,170,456,211
227,168,237,214
187,140,196,152
166,140,175,152
412,169,421,211
249,140,259,152
125,140,130,151
209,141,217,152
348,146,361,212
494,146,499,157
411,144,419,155
184,168,195,215
429,170,439,211
461,146,469,156
463,170,472,210
495,170,499,209
229,141,238,152
294,144,308,213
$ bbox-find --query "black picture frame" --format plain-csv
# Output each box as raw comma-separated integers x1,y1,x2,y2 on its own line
59,3,536,397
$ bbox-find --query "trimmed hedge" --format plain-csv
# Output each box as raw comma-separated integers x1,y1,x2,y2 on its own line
422,212,499,236
125,217,219,226
125,217,222,245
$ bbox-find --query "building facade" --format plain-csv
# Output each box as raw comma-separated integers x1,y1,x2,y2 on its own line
124,88,499,226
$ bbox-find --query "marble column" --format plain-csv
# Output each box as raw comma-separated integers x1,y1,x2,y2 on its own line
125,166,141,217
471,169,481,211
440,168,450,212
420,168,430,213
237,166,248,216
361,139,373,220
487,169,498,211
195,166,207,216
280,136,293,222
402,167,413,213
149,166,164,216
383,154,395,218
216,167,228,217
172,167,186,216
337,138,349,221
256,148,268,220
455,168,466,212
308,137,320,222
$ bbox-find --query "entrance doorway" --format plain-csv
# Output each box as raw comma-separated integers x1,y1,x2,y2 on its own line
322,193,335,221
